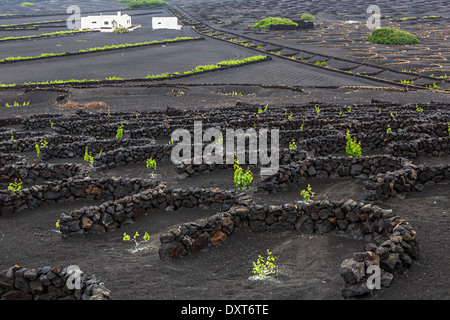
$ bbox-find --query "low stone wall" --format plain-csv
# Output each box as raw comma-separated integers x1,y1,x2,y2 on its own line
0,153,26,168
0,264,109,300
0,177,162,215
59,185,237,238
257,155,409,193
174,148,309,179
158,194,419,298
363,162,450,201
0,134,82,153
93,144,172,169
39,137,155,160
0,130,50,142
0,162,87,188
386,136,450,159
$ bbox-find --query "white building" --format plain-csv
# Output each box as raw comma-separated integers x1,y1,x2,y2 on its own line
152,17,182,30
81,11,132,32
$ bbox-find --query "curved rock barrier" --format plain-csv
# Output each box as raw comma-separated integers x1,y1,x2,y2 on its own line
0,162,87,188
386,136,450,159
157,193,419,298
363,162,450,201
0,153,26,167
0,264,109,300
258,155,410,193
59,185,237,238
39,137,155,160
0,177,162,215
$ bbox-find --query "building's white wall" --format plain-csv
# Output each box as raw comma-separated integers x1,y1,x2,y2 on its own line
81,13,132,30
152,17,181,30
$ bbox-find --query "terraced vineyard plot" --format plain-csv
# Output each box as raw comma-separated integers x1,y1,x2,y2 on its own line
1,101,448,300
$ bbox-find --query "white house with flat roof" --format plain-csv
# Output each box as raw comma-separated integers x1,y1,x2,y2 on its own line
152,17,182,30
81,11,132,32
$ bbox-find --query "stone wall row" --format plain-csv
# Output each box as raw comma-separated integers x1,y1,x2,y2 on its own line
0,177,162,215
0,264,109,300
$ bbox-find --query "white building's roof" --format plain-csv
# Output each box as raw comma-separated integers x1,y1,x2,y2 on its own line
82,12,130,19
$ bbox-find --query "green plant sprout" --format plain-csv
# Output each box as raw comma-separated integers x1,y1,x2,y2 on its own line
146,158,157,177
285,110,293,119
49,119,54,128
314,105,321,114
252,250,277,280
216,134,223,145
34,138,48,159
116,124,124,139
339,108,343,116
10,130,14,141
300,121,304,130
8,179,22,192
347,106,352,113
390,111,398,118
55,219,60,231
169,139,174,145
345,130,362,157
387,124,392,134
300,184,314,201
84,146,94,165
378,107,382,113
289,138,297,150
416,104,423,112
146,158,157,170
234,157,253,191
448,123,450,137
258,104,268,114
123,231,151,254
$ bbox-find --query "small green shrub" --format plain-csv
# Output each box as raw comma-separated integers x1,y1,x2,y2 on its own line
300,184,314,201
34,138,48,160
252,250,277,280
113,27,130,34
8,179,22,192
289,138,297,150
367,27,420,45
123,231,151,254
314,105,321,114
252,17,298,29
301,13,316,21
116,125,124,139
233,158,253,191
84,147,94,165
345,130,362,157
146,158,157,171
